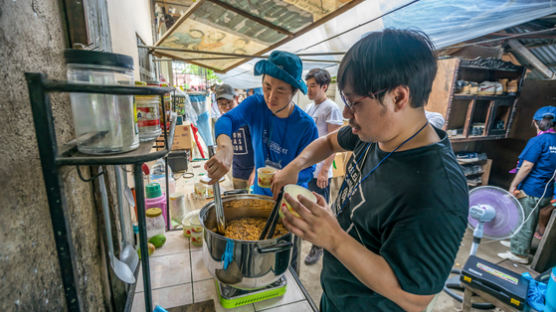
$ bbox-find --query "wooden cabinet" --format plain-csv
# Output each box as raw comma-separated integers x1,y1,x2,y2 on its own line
426,58,525,142
459,158,493,187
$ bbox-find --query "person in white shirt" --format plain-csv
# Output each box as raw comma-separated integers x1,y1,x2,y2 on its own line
303,68,344,265
425,110,445,129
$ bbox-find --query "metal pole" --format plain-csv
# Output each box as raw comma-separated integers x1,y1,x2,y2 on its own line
25,73,83,311
133,164,152,312
507,39,556,80
139,44,346,57
160,93,171,230
165,156,170,230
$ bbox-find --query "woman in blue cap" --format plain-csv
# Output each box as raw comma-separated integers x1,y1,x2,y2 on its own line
205,50,318,196
498,105,556,264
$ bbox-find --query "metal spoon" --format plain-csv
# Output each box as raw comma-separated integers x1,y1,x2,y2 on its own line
208,145,226,234
115,165,139,273
98,167,135,284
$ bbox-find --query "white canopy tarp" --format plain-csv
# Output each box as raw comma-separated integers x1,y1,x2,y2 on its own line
217,0,556,89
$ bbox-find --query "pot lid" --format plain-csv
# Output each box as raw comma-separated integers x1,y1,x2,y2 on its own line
64,49,133,70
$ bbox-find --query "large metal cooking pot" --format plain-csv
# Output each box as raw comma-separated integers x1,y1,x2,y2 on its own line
200,194,293,290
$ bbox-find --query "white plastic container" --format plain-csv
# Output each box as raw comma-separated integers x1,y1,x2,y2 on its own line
169,193,186,224
65,49,139,154
257,166,276,188
279,184,317,218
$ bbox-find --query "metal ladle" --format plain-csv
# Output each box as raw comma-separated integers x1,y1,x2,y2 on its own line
115,165,139,273
208,145,226,234
98,167,135,284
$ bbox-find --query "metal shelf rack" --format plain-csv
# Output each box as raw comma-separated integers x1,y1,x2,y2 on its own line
25,73,174,312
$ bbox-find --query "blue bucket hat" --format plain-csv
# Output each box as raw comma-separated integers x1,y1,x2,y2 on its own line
254,51,307,94
533,106,556,120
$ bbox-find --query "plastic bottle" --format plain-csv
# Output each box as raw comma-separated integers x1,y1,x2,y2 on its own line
150,159,176,195
133,224,139,247
145,182,167,223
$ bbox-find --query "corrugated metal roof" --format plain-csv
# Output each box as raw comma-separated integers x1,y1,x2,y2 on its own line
506,22,556,79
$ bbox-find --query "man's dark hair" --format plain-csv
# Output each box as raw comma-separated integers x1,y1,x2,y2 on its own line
305,68,331,87
338,29,437,108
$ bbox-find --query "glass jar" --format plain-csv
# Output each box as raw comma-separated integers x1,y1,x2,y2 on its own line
190,227,203,247
135,81,162,142
194,175,214,199
65,49,139,154
147,81,171,129
182,210,200,238
189,213,203,247
145,208,165,239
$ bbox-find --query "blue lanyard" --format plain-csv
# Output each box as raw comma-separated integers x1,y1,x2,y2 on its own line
264,106,291,167
337,122,429,215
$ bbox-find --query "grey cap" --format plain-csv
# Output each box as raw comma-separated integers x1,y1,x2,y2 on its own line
215,84,235,101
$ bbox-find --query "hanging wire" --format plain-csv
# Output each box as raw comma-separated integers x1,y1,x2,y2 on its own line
76,166,104,182
446,27,556,48
297,0,421,53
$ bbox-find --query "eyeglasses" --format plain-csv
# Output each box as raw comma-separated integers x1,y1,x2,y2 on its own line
340,89,387,111
217,99,234,109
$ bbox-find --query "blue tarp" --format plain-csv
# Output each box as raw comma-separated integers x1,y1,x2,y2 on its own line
382,0,556,49
217,0,556,88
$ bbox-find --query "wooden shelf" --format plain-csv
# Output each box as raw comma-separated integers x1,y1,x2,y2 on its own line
459,64,521,73
453,94,516,101
425,57,525,144
462,159,492,187
450,134,506,143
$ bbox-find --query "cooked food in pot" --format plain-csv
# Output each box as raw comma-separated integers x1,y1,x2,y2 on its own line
223,217,288,240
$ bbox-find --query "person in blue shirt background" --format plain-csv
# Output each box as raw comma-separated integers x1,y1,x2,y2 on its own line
205,50,318,196
498,106,556,264
205,50,318,273
214,84,255,190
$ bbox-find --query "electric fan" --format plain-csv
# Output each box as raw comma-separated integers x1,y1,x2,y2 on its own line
444,186,525,309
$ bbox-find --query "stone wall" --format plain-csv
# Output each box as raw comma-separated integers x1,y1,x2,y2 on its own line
0,0,109,310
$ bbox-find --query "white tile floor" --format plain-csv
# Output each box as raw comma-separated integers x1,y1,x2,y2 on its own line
132,229,315,311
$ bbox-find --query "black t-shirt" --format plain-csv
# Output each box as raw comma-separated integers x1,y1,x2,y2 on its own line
320,126,468,312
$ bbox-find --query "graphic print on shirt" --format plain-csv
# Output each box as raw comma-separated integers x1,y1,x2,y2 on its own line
334,150,368,241
262,128,289,169
232,128,249,155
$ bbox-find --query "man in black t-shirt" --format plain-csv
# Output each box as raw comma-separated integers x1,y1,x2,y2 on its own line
272,29,468,312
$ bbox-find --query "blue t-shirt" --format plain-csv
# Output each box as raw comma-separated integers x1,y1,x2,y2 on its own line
215,94,318,196
232,125,254,180
518,133,556,198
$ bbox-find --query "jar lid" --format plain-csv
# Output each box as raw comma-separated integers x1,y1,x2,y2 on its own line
170,192,184,199
181,210,200,226
135,95,160,103
145,182,162,198
64,49,133,70
200,176,224,184
146,208,162,218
